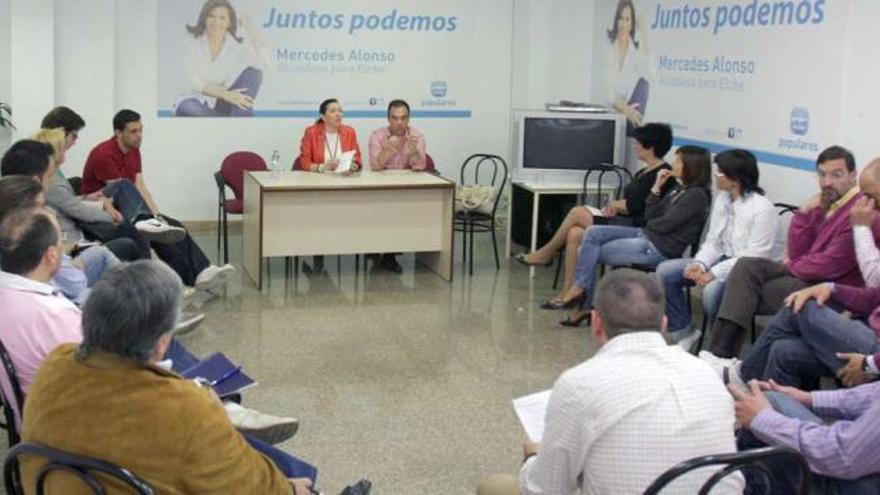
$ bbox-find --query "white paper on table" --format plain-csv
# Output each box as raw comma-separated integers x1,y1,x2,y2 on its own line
334,150,356,174
584,205,605,217
512,389,551,442
82,200,103,210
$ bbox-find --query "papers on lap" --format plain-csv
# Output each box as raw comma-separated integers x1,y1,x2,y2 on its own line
513,389,551,442
182,353,257,397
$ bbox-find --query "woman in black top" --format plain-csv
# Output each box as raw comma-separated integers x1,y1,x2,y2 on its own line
518,123,676,308
557,145,713,325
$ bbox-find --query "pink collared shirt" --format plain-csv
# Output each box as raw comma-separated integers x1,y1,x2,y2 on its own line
368,126,427,170
0,272,82,397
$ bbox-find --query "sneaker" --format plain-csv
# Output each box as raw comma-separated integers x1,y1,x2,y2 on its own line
135,217,186,244
223,402,299,445
699,351,745,389
173,312,205,336
194,264,235,291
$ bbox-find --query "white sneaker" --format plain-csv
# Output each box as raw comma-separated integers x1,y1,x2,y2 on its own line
698,351,745,389
173,312,205,335
135,218,185,244
223,402,299,445
194,264,235,291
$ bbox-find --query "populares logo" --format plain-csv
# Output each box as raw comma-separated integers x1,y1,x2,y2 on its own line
790,107,809,136
430,81,447,98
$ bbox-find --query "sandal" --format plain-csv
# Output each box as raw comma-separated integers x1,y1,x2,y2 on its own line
514,253,553,267
559,310,591,327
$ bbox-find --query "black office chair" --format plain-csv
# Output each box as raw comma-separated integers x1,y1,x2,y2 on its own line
0,336,25,447
454,154,508,275
643,446,810,495
695,202,799,353
552,164,631,289
5,442,155,495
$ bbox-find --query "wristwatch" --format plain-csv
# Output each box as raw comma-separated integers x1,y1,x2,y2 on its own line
862,355,873,374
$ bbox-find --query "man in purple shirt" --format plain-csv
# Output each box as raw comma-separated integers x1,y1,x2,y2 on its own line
708,146,880,358
731,378,880,493
700,161,880,390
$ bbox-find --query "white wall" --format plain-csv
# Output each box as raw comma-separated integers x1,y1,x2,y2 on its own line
15,0,878,218
35,0,516,221
0,0,10,150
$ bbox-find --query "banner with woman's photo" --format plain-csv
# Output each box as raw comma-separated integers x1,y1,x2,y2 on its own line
157,0,473,119
591,0,848,171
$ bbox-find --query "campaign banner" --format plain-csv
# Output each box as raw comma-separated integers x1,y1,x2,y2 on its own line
157,0,472,119
590,0,846,171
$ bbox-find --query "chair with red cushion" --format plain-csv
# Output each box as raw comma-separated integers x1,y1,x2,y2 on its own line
214,151,267,264
424,154,437,174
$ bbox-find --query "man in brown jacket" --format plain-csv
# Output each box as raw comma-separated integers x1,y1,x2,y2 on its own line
21,260,314,494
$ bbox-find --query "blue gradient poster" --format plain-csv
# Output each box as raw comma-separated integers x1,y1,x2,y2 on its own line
591,0,846,171
157,0,472,119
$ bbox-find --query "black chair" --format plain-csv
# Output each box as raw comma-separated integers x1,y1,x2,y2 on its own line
643,446,810,495
695,202,799,353
5,442,155,495
0,336,25,447
454,154,508,275
67,177,83,196
552,164,631,289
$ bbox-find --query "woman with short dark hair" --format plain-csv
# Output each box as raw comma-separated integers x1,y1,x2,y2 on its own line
556,145,713,326
519,123,675,309
656,149,779,348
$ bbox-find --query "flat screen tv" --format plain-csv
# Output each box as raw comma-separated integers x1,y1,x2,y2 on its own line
515,111,626,173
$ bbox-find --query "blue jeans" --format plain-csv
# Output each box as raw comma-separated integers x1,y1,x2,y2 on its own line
175,67,263,117
101,179,153,224
739,392,880,494
739,302,880,389
656,257,726,333
244,433,318,483
573,225,666,307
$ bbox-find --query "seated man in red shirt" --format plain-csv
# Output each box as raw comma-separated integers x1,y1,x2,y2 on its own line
82,109,233,290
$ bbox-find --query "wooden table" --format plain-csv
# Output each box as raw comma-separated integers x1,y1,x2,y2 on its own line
243,170,455,288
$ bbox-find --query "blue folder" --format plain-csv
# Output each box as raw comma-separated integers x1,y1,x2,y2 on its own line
181,353,257,398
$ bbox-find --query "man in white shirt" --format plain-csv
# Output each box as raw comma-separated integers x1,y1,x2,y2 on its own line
479,270,742,495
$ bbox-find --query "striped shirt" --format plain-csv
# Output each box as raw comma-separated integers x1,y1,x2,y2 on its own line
751,381,880,480
519,332,742,494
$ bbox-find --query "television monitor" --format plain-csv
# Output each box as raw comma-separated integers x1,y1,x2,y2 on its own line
514,111,626,173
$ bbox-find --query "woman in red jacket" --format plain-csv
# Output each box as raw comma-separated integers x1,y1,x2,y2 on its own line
297,98,362,173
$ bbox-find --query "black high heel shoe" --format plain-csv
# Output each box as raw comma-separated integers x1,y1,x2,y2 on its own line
514,253,553,267
559,309,590,327
539,292,585,310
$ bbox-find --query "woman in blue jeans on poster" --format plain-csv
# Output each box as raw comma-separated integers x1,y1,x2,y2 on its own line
556,145,712,326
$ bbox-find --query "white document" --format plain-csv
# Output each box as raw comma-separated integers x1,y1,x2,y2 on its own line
513,389,551,442
334,150,356,174
82,200,103,210
584,205,605,217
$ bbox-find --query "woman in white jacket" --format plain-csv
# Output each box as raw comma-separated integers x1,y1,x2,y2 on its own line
657,149,781,348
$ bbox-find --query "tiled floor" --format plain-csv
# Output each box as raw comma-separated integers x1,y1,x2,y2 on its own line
179,230,597,494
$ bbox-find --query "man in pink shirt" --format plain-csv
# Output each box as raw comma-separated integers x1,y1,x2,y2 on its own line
0,207,81,431
368,99,427,171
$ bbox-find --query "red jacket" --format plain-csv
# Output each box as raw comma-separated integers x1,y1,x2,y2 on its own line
297,123,362,171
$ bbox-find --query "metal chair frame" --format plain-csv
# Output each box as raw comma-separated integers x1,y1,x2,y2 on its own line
454,154,509,275
5,442,155,495
643,446,810,495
